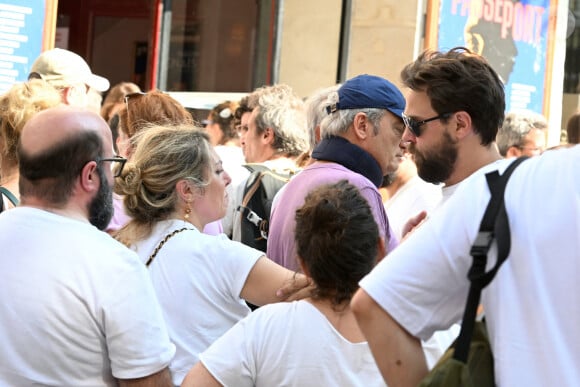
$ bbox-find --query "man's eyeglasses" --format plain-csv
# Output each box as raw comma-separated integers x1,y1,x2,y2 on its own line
124,92,147,114
97,156,127,177
402,112,452,137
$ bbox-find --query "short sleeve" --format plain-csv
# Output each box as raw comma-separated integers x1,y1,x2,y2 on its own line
200,315,257,387
215,236,263,301
359,187,479,340
101,252,175,379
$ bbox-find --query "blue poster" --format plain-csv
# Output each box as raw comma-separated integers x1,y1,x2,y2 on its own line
437,0,551,114
0,0,45,94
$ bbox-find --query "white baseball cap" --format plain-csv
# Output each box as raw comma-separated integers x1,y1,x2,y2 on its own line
28,48,110,92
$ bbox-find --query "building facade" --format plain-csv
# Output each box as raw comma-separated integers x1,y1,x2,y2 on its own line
53,0,570,143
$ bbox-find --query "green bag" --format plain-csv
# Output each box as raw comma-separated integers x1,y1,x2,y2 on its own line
419,157,528,387
420,321,494,387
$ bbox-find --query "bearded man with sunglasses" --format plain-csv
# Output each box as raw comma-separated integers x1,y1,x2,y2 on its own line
400,47,504,207
352,47,514,386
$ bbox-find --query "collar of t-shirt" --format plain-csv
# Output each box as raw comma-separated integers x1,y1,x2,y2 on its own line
311,136,383,187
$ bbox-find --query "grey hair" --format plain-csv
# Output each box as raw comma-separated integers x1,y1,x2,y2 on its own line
252,84,310,157
497,111,548,156
304,84,341,149
320,91,386,138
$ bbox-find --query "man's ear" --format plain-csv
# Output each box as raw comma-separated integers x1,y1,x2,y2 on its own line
453,111,473,140
506,146,522,158
314,125,322,144
262,127,275,145
61,86,74,105
79,161,99,194
352,112,370,140
62,85,86,106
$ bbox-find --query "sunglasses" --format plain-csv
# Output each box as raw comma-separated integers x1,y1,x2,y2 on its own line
402,112,452,137
123,92,147,114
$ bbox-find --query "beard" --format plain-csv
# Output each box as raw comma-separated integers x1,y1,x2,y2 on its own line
410,130,458,184
88,166,114,230
381,171,397,188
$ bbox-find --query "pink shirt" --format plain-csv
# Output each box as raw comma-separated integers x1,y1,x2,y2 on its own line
267,161,398,271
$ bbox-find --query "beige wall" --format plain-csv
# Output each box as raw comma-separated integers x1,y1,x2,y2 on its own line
348,0,419,88
277,0,342,97
276,0,567,145
278,0,420,97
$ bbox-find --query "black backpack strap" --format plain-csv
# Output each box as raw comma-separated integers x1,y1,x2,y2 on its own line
237,164,297,242
237,171,269,237
453,157,528,362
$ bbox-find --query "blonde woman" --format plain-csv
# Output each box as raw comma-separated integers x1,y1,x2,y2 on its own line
108,90,222,236
0,80,62,211
114,124,308,386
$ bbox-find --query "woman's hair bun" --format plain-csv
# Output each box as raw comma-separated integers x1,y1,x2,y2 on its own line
114,163,141,196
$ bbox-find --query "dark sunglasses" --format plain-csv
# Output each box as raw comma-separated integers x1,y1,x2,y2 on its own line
402,112,452,137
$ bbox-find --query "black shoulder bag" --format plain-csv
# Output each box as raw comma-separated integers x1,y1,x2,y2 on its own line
419,156,528,387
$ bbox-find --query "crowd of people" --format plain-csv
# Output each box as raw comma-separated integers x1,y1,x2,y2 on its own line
0,46,578,387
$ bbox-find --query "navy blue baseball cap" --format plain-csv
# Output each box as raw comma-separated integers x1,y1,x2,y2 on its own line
326,74,405,119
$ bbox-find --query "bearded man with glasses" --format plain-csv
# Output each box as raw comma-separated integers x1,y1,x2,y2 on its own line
0,106,175,386
351,47,508,383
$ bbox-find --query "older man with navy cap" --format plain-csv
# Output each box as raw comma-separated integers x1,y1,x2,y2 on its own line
267,74,406,272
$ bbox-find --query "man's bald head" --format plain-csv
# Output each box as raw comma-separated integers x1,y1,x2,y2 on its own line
18,106,112,206
20,105,111,158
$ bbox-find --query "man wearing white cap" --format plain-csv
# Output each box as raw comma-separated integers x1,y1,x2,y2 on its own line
28,48,110,107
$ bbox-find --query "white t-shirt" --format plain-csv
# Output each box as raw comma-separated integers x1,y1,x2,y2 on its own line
214,145,246,187
384,175,442,240
200,300,386,387
131,219,263,385
215,145,248,237
440,181,460,204
360,146,580,386
0,207,175,386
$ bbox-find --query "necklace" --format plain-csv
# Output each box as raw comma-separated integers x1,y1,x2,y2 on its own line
146,227,192,267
